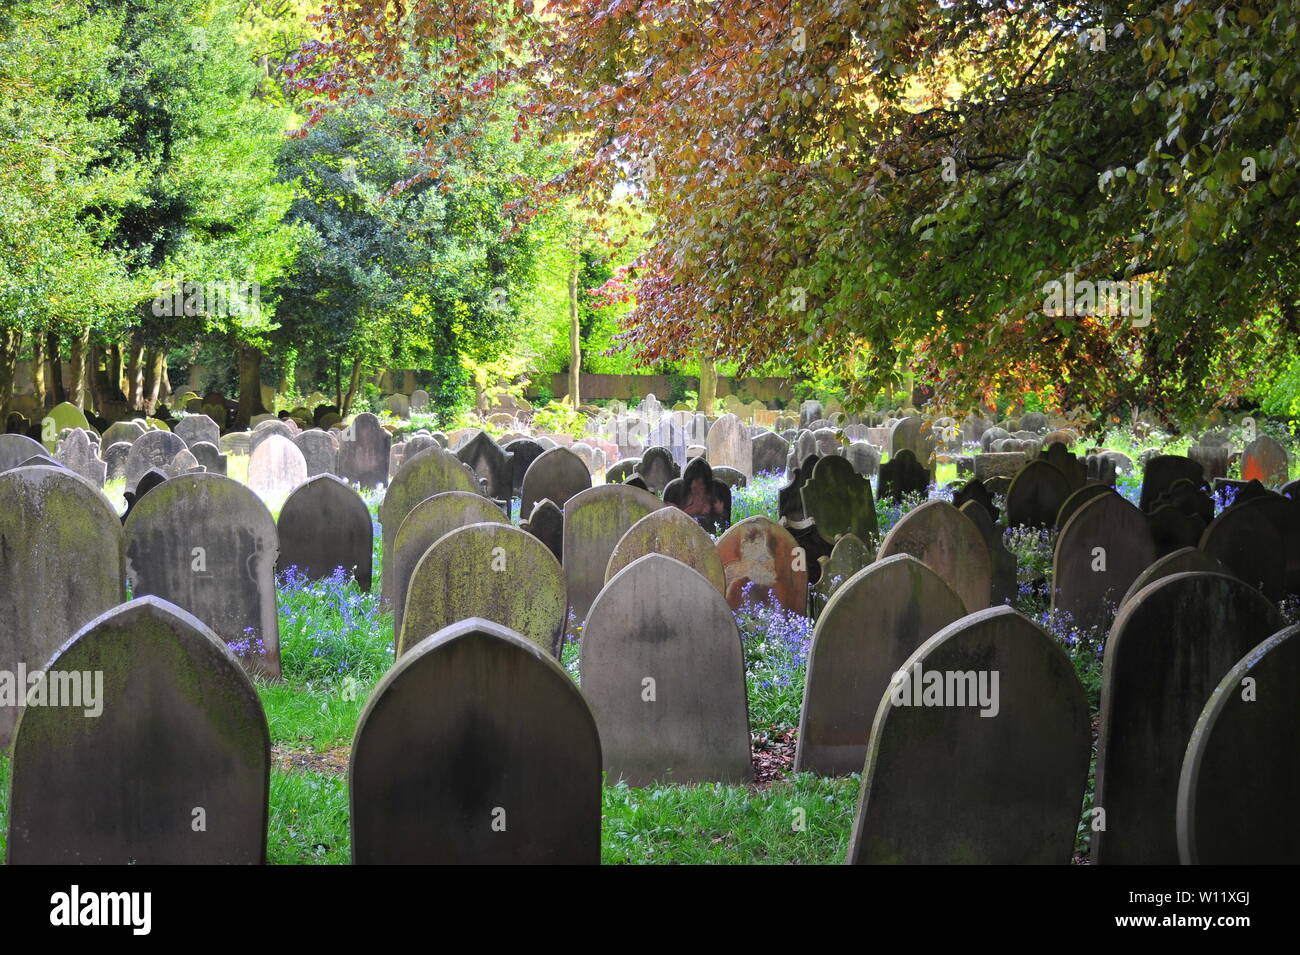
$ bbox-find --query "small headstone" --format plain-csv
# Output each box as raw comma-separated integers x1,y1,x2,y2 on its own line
876,448,930,503
55,428,106,486
189,440,228,476
751,431,790,477
1139,455,1206,513
277,474,373,590
521,497,564,562
716,515,808,612
124,429,188,491
634,446,680,494
1242,435,1289,486
662,457,732,534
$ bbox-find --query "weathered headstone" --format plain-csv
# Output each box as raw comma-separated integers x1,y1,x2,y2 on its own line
248,433,308,499
6,597,269,863
277,474,373,590
55,428,106,486
662,456,732,534
1139,455,1205,512
751,431,790,477
379,446,478,603
350,618,600,864
716,515,808,612
1118,546,1227,611
189,440,228,477
504,438,545,498
1005,459,1072,528
846,607,1091,864
581,554,751,786
634,446,679,494
337,413,392,488
123,473,281,680
802,454,879,545
1241,434,1289,486
294,429,338,477
878,500,991,613
520,446,592,522
796,555,967,777
706,413,753,480
124,429,187,491
521,497,564,562
604,505,727,594
876,448,931,503
174,414,220,449
1052,492,1156,632
561,484,666,624
1199,494,1300,601
456,430,513,502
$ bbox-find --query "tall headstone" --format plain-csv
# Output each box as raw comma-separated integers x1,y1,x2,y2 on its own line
581,554,752,786
350,618,600,864
1005,458,1072,528
294,429,338,478
562,484,666,624
801,454,879,546
337,413,392,489
6,598,269,863
706,413,753,480
877,500,991,613
1052,492,1157,631
379,446,478,603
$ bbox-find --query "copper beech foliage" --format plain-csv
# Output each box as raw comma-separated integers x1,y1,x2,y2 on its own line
287,1,1300,417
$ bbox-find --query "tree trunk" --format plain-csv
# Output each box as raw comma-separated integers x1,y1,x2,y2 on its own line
698,356,717,414
108,343,126,400
235,344,267,429
125,337,146,411
46,332,66,405
341,359,362,416
0,328,18,421
68,328,90,410
31,333,46,410
567,260,581,408
334,356,343,410
143,347,165,414
402,370,416,394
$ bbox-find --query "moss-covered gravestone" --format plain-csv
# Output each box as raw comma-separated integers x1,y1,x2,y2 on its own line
1094,572,1284,864
379,446,478,603
561,484,666,624
277,474,373,591
1051,492,1156,632
801,454,879,545
810,532,873,616
388,491,509,643
351,618,600,864
582,554,751,787
6,597,269,863
0,466,124,748
878,499,990,613
847,607,1091,864
796,555,966,777
1177,624,1300,864
604,505,726,594
38,401,92,451
124,473,281,680
398,522,567,658
715,515,807,613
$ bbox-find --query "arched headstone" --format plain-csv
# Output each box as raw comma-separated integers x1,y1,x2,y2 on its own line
520,446,592,523
877,500,991,613
248,433,308,499
336,413,391,488
124,429,187,491
716,515,808,612
1005,458,1071,529
277,474,373,590
561,484,666,624
604,505,726,594
1052,492,1156,631
379,446,478,603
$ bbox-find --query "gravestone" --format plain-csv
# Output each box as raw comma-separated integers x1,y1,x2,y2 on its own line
379,446,478,603
1052,492,1156,632
249,419,296,455
521,497,564,562
1139,455,1206,512
801,454,879,545
350,618,600,864
248,433,308,499
890,416,933,462
1176,623,1300,864
1040,442,1086,493
1118,546,1228,613
777,454,818,521
876,448,930,503
604,505,727,594
520,446,592,522
388,491,509,643
409,389,430,413
0,467,123,748
398,523,567,658
973,451,1027,483
810,533,873,616
101,420,145,448
634,446,679,494
1094,571,1285,864
124,429,187,491
878,500,991,613
796,555,967,776
662,457,732,534
1005,459,1072,528
165,448,204,478
1198,494,1300,601
55,428,106,486
174,415,220,449
581,554,751,786
1055,483,1113,529
189,441,227,477
1186,445,1230,482
952,478,998,523
707,413,753,479
846,607,1091,864
646,420,689,468
841,441,882,478
6,597,269,863
562,484,666,624
103,441,132,482
123,473,281,680
1147,503,1209,558
958,500,1017,606
277,474,373,590
0,433,45,473
38,401,92,451
715,516,808,612
1242,434,1289,486
751,431,790,477
456,430,513,502
504,438,545,498
337,413,392,488
294,430,338,477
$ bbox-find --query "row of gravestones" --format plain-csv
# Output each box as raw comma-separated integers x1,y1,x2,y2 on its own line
10,562,1292,863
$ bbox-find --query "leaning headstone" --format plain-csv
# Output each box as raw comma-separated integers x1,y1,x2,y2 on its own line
1005,458,1072,528
802,454,879,545
604,505,727,594
562,484,666,624
6,597,270,863
520,446,592,523
174,414,220,449
248,433,309,499
878,500,991,613
706,413,753,480
277,474,374,591
581,554,751,786
846,607,1091,864
1241,434,1289,486
1094,571,1285,864
0,433,45,473
521,497,564,562
662,456,732,534
0,467,123,748
294,429,338,477
337,413,392,488
1177,624,1300,864
796,555,967,777
810,533,873,616
716,516,808,612
55,428,106,486
398,523,568,659
124,429,187,491
379,446,478,603
123,473,282,680
350,618,600,864
1052,492,1156,632
388,491,509,643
